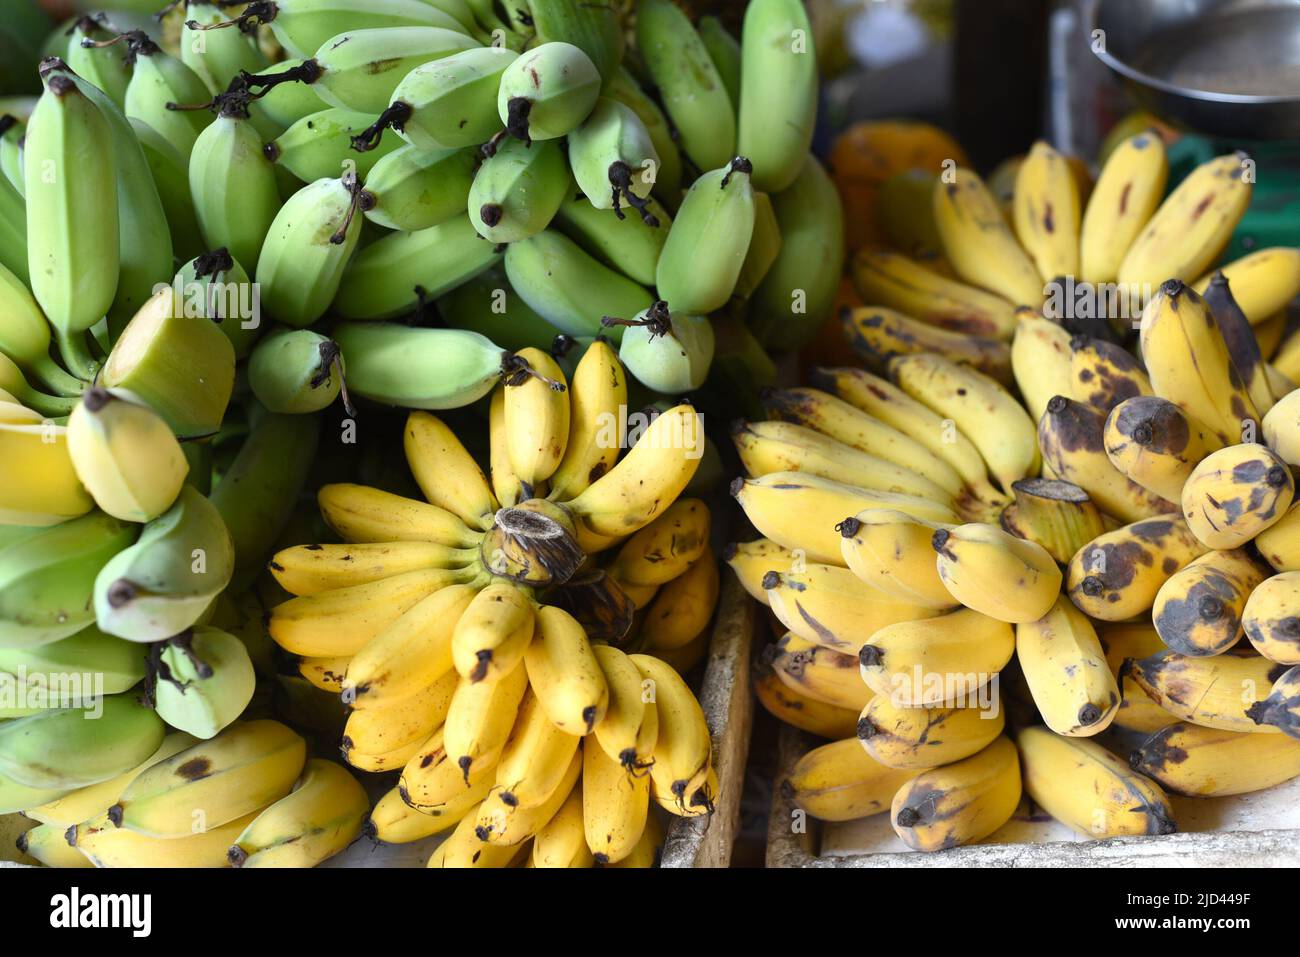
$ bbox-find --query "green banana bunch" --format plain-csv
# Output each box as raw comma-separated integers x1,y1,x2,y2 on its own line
118,31,213,161
567,96,659,223
749,155,845,352
333,214,502,319
131,117,204,265
151,627,256,739
256,173,365,327
0,511,137,648
495,41,601,145
268,107,401,183
0,115,23,196
93,484,236,642
635,0,734,172
354,46,517,153
174,248,262,358
737,0,817,192
181,1,268,96
0,623,146,697
504,229,651,340
0,262,83,395
246,58,328,137
24,70,118,374
734,191,781,299
65,16,131,110
361,143,476,232
612,301,714,394
248,327,346,415
435,266,563,352
331,323,508,409
309,26,478,113
468,137,569,243
698,16,742,105
210,411,320,594
605,66,682,203
528,0,623,84
0,695,164,790
189,92,281,276
554,191,669,287
66,388,190,523
101,286,235,436
0,161,26,284
656,157,754,316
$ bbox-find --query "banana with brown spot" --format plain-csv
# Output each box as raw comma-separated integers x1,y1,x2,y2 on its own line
784,736,918,822
1131,722,1300,797
1079,131,1168,285
932,522,1061,623
1015,595,1119,736
1066,516,1207,622
1202,270,1274,415
767,632,874,711
1104,395,1223,504
1013,140,1081,284
1181,443,1294,550
839,305,1012,384
753,665,860,738
857,693,1003,769
1068,335,1152,415
722,538,795,607
1243,571,1300,665
1246,665,1300,738
890,736,1021,851
1129,649,1287,733
1154,549,1270,657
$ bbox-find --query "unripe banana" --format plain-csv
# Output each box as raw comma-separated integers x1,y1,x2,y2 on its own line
525,605,608,734
131,115,204,265
1078,130,1168,285
554,192,669,287
267,107,401,183
858,694,1003,770
1242,571,1300,665
181,1,269,96
1129,649,1285,734
783,737,916,822
1155,549,1270,657
504,229,652,339
495,41,600,145
736,0,817,193
468,137,568,243
527,0,624,84
635,0,734,173
256,174,365,328
93,484,236,642
859,607,1014,707
605,65,683,201
1181,443,1294,550
245,57,328,135
1015,595,1118,736
120,31,213,160
333,215,503,320
1193,246,1300,326
1246,664,1300,738
567,96,659,221
1013,140,1080,283
362,143,476,232
248,327,345,414
0,171,27,289
851,247,1018,339
65,16,132,110
842,305,1012,383
1066,516,1207,621
615,301,715,394
311,26,479,113
0,623,147,698
152,627,256,740
1016,726,1175,837
0,696,164,790
933,167,1044,308
174,249,261,359
838,509,956,609
1118,152,1252,290
655,157,754,316
1104,395,1223,504
890,736,1021,852
66,387,189,523
933,523,1061,623
17,822,92,868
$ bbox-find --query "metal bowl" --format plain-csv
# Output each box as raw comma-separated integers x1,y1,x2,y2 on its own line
1089,0,1300,140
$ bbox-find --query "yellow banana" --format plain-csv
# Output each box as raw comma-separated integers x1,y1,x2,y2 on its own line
932,522,1061,623
1099,623,1178,733
525,605,609,734
488,384,522,509
299,655,349,693
342,670,458,773
1264,386,1300,467
768,632,874,711
532,784,593,867
1118,152,1252,290
837,508,957,610
317,482,483,546
1243,571,1300,665
503,346,569,495
783,736,917,822
1079,130,1168,285
442,661,530,783
404,411,499,532
368,782,485,844
1130,649,1286,734
269,541,479,596
651,765,716,819
0,422,94,526
890,736,1021,851
607,498,710,587
839,305,1012,383
547,338,626,502
1192,246,1300,326
1104,395,1223,503
582,738,650,864
857,694,1004,770
753,667,859,738
493,689,582,810
591,644,658,772
228,759,369,868
604,809,663,867
722,538,794,606
1132,722,1300,797
71,811,258,868
933,167,1044,307
1066,516,1207,621
630,653,710,810
732,471,959,565
430,811,518,868
1016,726,1176,837
1010,310,1075,427
450,581,535,683
859,607,1015,707
639,548,719,653
399,726,499,813
474,748,581,847
1015,595,1119,736
1013,140,1080,283
1154,549,1269,657
1069,335,1152,414
1258,503,1300,573
1181,443,1294,549
16,822,92,868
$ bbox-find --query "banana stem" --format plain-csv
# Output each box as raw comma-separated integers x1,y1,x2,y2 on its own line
19,386,76,419
27,354,86,397
53,326,100,383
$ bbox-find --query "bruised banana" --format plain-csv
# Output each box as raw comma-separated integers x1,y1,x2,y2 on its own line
1242,571,1300,665
468,137,569,244
768,632,872,711
1129,649,1286,734
1013,140,1080,283
1104,395,1223,503
840,306,1011,384
567,96,659,219
1202,270,1273,415
1155,549,1269,657
1181,443,1293,550
1079,130,1168,285
890,736,1021,852
1246,665,1300,738
1193,246,1300,326
858,694,1003,770
495,41,600,145
1066,516,1207,621
784,737,916,822
1069,335,1152,414
1132,723,1300,797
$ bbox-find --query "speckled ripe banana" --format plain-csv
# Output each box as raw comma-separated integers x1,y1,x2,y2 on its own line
1012,140,1079,284
932,522,1060,623
890,736,1021,852
1079,130,1168,285
1016,595,1119,736
1067,516,1207,622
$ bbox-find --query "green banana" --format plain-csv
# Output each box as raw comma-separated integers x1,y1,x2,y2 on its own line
503,229,652,340
734,190,781,299
0,262,84,395
0,163,26,285
553,191,669,287
495,40,600,146
246,58,329,137
605,66,682,203
748,154,845,352
119,31,213,161
635,0,734,172
331,323,509,409
528,0,623,85
93,484,236,642
0,511,137,648
0,115,23,196
255,173,366,328
189,92,281,276
65,15,132,110
66,387,190,523
0,623,146,695
130,116,204,265
174,248,263,359
333,214,502,319
0,773,67,814
181,1,268,96
267,107,402,183
310,26,479,113
468,136,569,243
567,96,659,222
151,627,256,739
698,15,742,107
353,46,517,152
656,157,754,316
435,265,563,352
361,143,476,232
0,351,78,417
736,0,817,192
209,410,320,594
248,328,346,415
613,301,714,394
0,695,164,790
